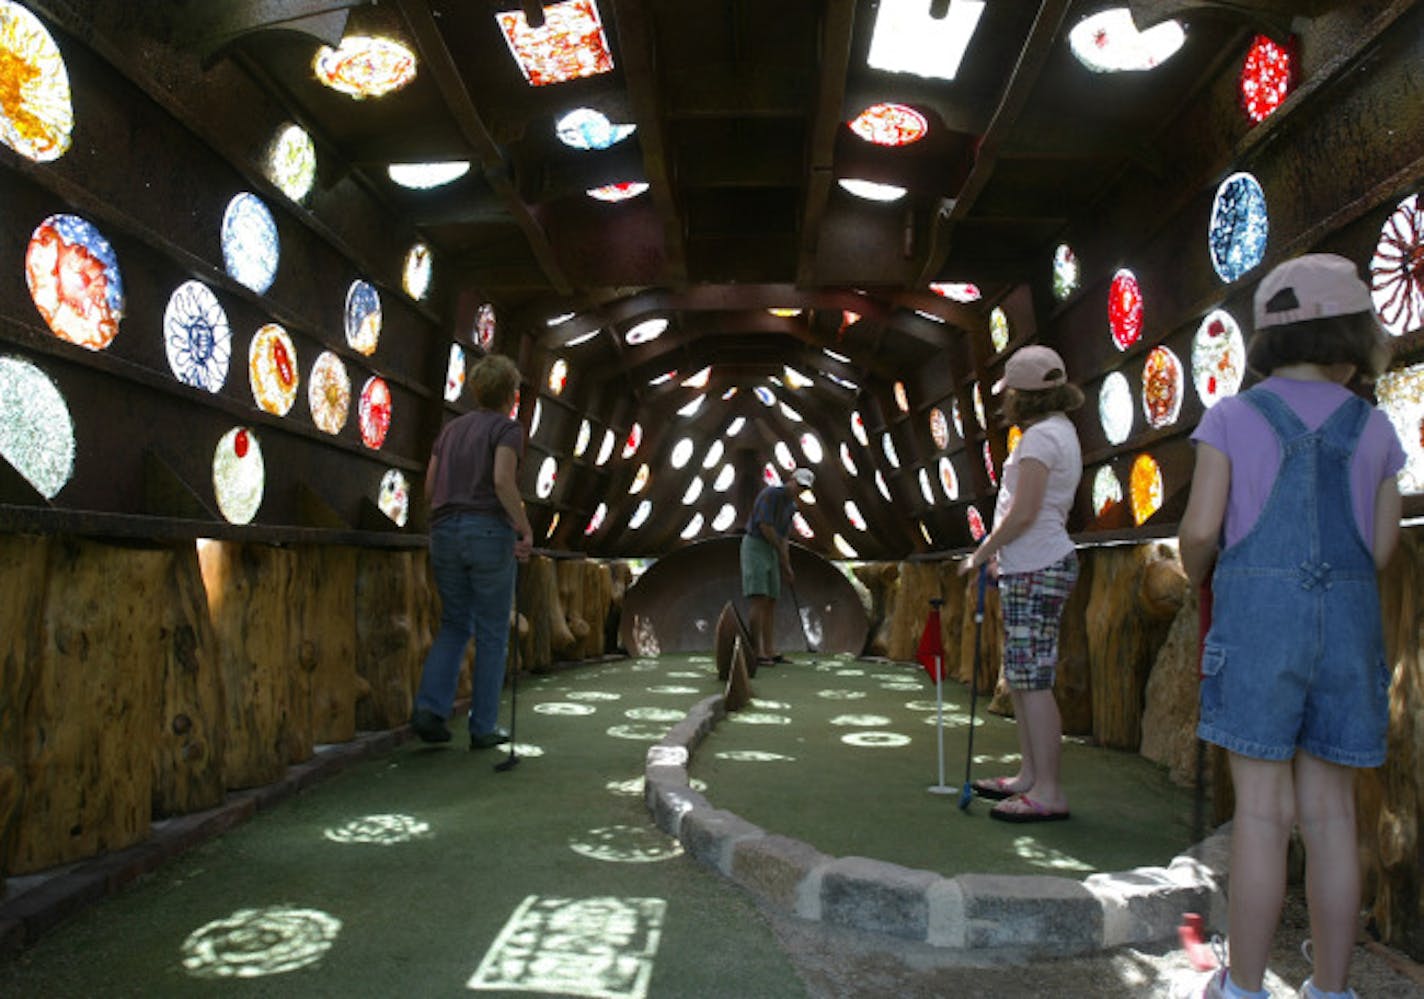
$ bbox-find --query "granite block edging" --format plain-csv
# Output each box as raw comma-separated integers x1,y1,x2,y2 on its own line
643,692,1231,956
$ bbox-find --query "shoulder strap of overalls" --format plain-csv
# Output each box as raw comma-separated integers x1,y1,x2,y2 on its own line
1316,392,1371,451
1240,387,1307,442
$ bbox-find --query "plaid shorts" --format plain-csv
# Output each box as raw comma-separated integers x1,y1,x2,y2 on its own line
1000,552,1079,691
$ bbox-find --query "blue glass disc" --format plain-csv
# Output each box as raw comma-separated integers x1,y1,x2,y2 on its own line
1208,172,1268,283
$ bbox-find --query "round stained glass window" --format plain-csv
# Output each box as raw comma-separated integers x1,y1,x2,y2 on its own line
445,343,466,402
1053,244,1080,300
833,534,858,559
792,512,813,540
548,358,569,396
929,408,949,449
1209,172,1268,283
476,303,496,348
1129,454,1163,526
872,469,889,502
249,324,299,416
1371,193,1424,338
1092,465,1124,517
930,282,981,303
1192,310,1245,408
164,281,231,393
840,442,857,477
702,439,724,469
680,513,705,540
623,422,642,459
1007,426,1022,454
844,500,867,531
388,162,470,189
595,429,615,465
213,427,263,524
0,354,74,499
939,456,958,501
1099,371,1133,445
536,456,557,498
626,318,667,345
839,178,906,202
555,107,635,150
628,500,652,530
682,476,704,505
1239,34,1294,124
951,398,963,438
1141,346,1184,429
918,467,935,504
882,433,899,469
893,381,910,412
379,469,409,527
850,411,867,446
587,182,649,202
989,308,1009,354
586,503,607,535
712,504,737,532
574,419,591,458
982,441,996,486
713,464,735,491
313,35,417,99
1109,270,1144,350
670,438,694,469
800,433,823,464
358,376,391,450
403,243,432,300
222,193,279,295
629,463,649,494
309,351,350,434
0,1,73,162
774,440,796,471
848,103,927,147
967,506,986,541
973,382,986,430
1069,9,1185,73
268,124,315,202
345,280,382,356
25,214,125,350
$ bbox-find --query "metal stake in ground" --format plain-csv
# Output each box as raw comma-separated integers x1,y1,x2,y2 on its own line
495,563,525,773
958,565,990,811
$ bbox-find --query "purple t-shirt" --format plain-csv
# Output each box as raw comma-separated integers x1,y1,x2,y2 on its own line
428,408,524,525
1191,376,1405,550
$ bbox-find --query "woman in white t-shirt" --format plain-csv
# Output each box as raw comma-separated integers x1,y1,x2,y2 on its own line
959,345,1084,823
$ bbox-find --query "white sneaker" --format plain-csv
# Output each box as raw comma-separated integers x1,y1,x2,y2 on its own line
1297,979,1357,999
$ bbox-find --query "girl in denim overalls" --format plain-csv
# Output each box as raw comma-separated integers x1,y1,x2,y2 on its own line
1179,255,1404,999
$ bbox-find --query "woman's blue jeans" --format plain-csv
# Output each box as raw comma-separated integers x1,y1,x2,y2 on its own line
415,513,516,735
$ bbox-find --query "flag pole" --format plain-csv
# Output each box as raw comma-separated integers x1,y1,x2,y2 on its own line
926,599,954,795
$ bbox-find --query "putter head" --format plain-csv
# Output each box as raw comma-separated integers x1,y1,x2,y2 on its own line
494,753,519,772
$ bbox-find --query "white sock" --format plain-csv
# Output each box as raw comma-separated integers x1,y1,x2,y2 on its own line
1222,971,1270,999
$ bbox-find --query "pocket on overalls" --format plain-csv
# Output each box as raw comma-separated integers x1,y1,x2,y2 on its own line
1199,644,1227,721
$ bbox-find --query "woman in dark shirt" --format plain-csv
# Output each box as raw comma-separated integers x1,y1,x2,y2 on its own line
411,354,534,749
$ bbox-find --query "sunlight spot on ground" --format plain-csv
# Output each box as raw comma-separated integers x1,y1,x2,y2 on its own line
840,731,911,748
323,813,431,846
1012,836,1093,872
646,685,699,695
568,825,683,863
816,689,866,700
181,906,340,979
625,706,685,722
727,712,792,725
534,702,596,716
714,750,796,762
829,714,891,726
606,723,669,741
567,690,621,701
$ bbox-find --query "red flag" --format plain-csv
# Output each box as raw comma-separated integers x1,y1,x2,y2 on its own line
916,608,944,682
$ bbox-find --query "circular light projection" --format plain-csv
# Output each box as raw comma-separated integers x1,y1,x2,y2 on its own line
1377,361,1424,494
842,732,910,748
1192,310,1245,408
930,282,981,302
712,504,737,531
625,318,667,345
574,419,591,457
893,381,910,412
313,35,417,99
779,402,802,422
680,513,704,540
249,324,299,416
967,506,987,541
344,280,381,356
475,303,496,348
1099,371,1134,445
377,469,410,527
1129,453,1163,525
358,377,391,449
929,408,950,449
595,428,615,465
844,500,867,531
682,476,704,505
939,456,959,501
918,467,935,504
388,162,471,189
1092,465,1123,518
0,355,74,498
547,357,568,396
678,395,705,419
628,463,650,494
833,533,859,558
622,422,642,458
556,107,635,149
881,432,900,469
840,442,857,477
1069,9,1185,73
0,1,72,161
838,178,906,202
800,433,823,464
444,344,466,403
1053,244,1080,300
267,124,315,202
670,437,695,469
983,441,997,486
774,440,796,470
702,439,724,469
620,498,653,532
222,193,279,294
309,351,350,434
725,416,745,436
587,182,649,202
1209,172,1268,283
403,242,432,300
1109,269,1144,350
973,382,987,430
713,463,735,491
165,281,231,392
848,102,927,146
874,469,891,501
586,502,607,535
754,386,776,407
536,456,557,498
1142,346,1184,429
1240,34,1294,124
989,307,1009,353
850,411,868,446
792,512,813,539
180,905,341,980
26,214,125,350
323,813,429,846
1372,193,1424,337
213,427,263,524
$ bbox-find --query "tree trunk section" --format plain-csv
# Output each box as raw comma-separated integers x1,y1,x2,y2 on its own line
0,534,49,884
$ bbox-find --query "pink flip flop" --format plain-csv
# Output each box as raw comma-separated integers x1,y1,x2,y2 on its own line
971,776,1020,801
988,793,1070,823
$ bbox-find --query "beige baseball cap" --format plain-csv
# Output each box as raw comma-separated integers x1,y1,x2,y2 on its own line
791,468,814,488
992,345,1068,394
1253,253,1373,330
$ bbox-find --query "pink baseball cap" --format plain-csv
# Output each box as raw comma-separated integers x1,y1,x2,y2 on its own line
992,345,1068,394
1254,253,1373,330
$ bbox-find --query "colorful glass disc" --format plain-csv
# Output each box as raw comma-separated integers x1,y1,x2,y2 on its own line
345,280,382,356
213,427,264,524
248,323,299,416
1239,34,1294,124
0,354,74,498
309,351,350,434
379,469,410,527
848,103,927,146
1141,346,1184,429
1208,172,1268,283
1109,269,1144,350
359,377,391,449
165,281,231,392
0,1,72,162
1371,193,1424,338
496,0,615,87
26,214,125,350
313,36,417,99
1192,310,1245,408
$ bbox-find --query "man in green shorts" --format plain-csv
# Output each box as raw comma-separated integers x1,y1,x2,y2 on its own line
740,467,812,667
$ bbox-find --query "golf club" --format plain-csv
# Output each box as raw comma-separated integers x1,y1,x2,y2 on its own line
495,563,524,773
786,577,818,664
958,564,989,811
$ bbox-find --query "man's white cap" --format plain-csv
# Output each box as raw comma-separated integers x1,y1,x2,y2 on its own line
791,468,814,488
1254,253,1373,330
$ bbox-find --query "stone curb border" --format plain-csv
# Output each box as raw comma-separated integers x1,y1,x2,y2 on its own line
0,727,412,956
644,694,1232,956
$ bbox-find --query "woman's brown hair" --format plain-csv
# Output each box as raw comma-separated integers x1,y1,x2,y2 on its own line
467,354,521,410
1246,311,1390,379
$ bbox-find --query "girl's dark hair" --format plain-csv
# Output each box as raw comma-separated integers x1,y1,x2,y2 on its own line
468,354,521,409
1246,311,1389,379
1003,383,1084,424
